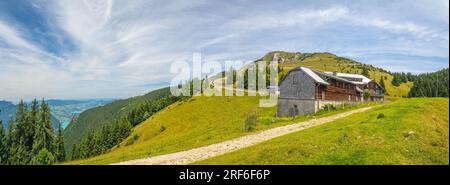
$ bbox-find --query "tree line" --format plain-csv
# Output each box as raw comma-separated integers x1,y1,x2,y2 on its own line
391,68,449,97
408,68,449,97
391,72,417,86
0,99,65,165
70,95,182,160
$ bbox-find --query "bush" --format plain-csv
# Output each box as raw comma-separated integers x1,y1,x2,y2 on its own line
363,89,371,100
377,113,385,119
125,134,140,146
160,125,166,132
322,104,337,111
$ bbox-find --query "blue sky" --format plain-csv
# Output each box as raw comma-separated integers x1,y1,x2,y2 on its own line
0,0,448,101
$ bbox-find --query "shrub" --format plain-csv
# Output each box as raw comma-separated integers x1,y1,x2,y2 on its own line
363,89,371,100
322,104,337,111
125,134,140,146
160,125,166,132
377,113,385,119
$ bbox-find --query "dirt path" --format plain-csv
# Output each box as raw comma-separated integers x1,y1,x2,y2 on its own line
113,106,374,165
212,77,259,94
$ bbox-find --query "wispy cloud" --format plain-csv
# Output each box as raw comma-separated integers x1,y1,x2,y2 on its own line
0,20,41,52
0,0,448,101
226,6,350,31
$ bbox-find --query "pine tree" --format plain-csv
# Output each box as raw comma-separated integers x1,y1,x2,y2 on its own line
14,100,33,164
33,148,55,165
32,99,54,156
379,77,386,89
53,123,66,162
6,117,15,164
71,143,79,160
0,119,7,164
25,99,39,151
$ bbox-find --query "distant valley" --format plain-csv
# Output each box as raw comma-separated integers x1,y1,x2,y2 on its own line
47,99,115,128
0,99,114,130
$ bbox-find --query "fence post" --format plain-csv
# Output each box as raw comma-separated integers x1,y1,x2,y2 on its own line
254,109,257,127
243,112,248,132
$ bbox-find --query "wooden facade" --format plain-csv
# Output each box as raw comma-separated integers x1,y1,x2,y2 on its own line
277,67,384,117
314,78,362,102
281,67,385,103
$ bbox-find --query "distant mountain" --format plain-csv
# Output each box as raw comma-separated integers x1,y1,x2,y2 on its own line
0,100,16,128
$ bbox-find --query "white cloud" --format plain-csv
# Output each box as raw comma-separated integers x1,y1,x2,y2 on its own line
351,17,448,41
0,0,448,101
0,21,41,52
226,6,349,31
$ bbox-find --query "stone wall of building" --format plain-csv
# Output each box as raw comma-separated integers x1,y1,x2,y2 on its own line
277,98,317,117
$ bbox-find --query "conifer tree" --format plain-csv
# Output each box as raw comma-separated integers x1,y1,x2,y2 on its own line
33,148,55,165
379,77,386,89
53,123,66,162
71,143,79,160
14,100,33,164
0,119,7,164
32,99,54,156
6,117,15,164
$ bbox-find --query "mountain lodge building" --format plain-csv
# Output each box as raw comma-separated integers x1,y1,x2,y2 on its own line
277,67,384,117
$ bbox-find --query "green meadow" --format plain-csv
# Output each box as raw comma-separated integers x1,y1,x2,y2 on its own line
196,98,449,165
66,95,374,164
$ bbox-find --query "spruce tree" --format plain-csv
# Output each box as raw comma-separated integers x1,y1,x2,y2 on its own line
53,123,66,162
32,99,54,156
379,77,386,89
71,144,79,160
6,117,15,164
33,148,55,165
0,119,7,164
14,100,32,164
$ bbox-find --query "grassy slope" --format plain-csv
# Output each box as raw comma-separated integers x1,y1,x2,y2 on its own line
67,95,374,164
66,51,416,164
63,87,172,154
196,98,449,165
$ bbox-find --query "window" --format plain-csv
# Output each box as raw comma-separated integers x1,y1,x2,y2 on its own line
293,76,298,84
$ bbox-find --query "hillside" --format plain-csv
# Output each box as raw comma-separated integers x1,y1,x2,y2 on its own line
47,99,114,129
66,96,377,164
196,98,449,164
65,51,423,164
63,87,173,155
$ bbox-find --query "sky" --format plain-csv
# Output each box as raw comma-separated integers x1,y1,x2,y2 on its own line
0,0,448,102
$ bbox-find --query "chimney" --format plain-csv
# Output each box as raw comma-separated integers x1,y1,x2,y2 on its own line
333,71,337,76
